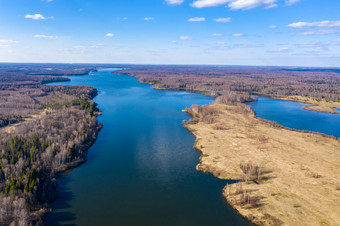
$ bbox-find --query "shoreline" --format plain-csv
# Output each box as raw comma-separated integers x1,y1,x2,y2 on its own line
40,75,103,223
183,103,340,225
0,71,103,225
116,70,340,225
116,69,340,114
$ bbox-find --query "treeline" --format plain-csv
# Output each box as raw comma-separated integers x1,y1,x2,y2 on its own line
0,64,103,225
0,108,102,225
0,84,98,129
118,65,340,101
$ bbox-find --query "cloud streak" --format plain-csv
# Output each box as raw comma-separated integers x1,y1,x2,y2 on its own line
144,17,154,21
299,29,340,36
165,0,184,5
190,0,277,10
25,14,49,20
214,17,231,22
0,40,19,44
232,33,245,37
212,33,223,37
179,36,193,40
289,20,340,28
34,34,57,39
188,17,206,22
285,0,301,6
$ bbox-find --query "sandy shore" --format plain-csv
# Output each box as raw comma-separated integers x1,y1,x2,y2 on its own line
184,103,340,225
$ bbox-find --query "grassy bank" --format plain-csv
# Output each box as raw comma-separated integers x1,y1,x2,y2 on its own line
184,103,340,225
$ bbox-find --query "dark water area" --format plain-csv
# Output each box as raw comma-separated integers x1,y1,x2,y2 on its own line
247,96,340,138
44,69,250,225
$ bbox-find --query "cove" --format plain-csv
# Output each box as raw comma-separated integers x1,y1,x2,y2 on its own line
247,96,340,138
44,69,250,225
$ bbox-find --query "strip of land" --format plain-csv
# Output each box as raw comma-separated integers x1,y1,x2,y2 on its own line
184,103,340,226
278,95,340,114
117,66,340,114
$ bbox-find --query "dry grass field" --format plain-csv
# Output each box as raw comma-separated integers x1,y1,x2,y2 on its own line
279,96,340,113
185,103,340,225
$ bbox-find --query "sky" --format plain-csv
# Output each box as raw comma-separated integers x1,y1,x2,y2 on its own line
0,0,340,66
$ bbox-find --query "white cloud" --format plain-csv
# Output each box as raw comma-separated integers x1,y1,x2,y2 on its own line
191,0,228,8
289,20,340,28
278,47,290,52
188,17,206,22
214,17,231,22
61,43,103,53
25,14,46,20
179,36,193,40
165,0,184,5
144,17,154,21
216,41,226,45
0,40,19,48
171,40,177,44
212,33,223,37
106,33,115,37
191,0,277,10
34,34,57,39
0,40,19,44
285,0,301,6
298,41,328,51
268,25,277,29
299,29,340,36
232,33,245,37
228,0,277,10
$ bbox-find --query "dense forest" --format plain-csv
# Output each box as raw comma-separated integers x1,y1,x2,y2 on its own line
0,64,105,225
117,65,340,101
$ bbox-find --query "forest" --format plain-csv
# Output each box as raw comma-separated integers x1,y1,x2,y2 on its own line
1,63,339,225
0,64,105,225
117,65,340,101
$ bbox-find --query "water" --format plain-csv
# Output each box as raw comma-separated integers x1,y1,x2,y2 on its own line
248,96,340,138
44,69,250,225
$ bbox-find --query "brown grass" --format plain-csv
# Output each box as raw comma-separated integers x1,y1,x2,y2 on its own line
280,95,340,114
0,109,54,134
185,103,340,226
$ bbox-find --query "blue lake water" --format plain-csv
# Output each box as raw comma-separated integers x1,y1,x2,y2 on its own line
44,69,250,225
247,96,340,138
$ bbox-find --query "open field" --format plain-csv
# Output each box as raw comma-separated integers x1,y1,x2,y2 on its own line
185,103,340,225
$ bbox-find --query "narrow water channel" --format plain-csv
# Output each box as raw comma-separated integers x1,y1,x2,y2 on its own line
44,69,250,225
247,96,340,138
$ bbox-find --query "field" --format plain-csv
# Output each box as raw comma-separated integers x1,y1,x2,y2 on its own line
185,103,340,225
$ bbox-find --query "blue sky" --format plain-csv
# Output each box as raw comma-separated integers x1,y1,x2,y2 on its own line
0,0,340,66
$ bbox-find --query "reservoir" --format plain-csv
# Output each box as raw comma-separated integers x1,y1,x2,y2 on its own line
247,96,340,138
44,69,250,225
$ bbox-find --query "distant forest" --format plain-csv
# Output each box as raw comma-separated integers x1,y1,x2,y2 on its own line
117,65,340,101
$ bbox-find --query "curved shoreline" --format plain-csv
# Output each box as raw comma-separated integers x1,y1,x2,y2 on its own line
183,103,340,225
116,70,340,225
